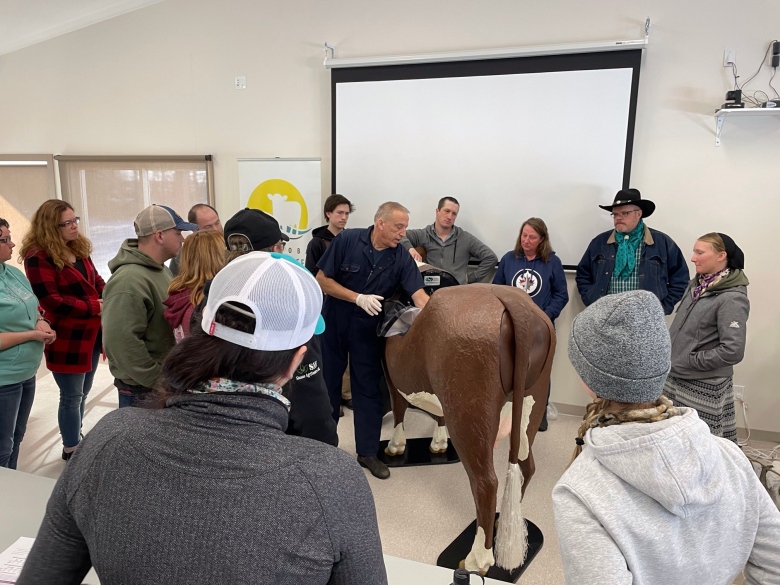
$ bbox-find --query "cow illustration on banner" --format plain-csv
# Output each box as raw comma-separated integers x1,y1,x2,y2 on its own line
238,158,321,266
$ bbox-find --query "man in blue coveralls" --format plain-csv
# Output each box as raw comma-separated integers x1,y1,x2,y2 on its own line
317,202,429,479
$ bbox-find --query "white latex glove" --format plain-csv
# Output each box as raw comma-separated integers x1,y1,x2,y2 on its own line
356,294,384,316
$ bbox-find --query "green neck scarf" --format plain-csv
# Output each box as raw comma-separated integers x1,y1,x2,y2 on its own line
613,220,645,280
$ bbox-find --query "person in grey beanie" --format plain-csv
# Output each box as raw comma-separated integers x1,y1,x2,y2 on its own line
552,290,780,585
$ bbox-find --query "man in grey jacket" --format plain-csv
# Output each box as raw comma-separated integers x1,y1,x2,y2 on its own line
402,197,497,285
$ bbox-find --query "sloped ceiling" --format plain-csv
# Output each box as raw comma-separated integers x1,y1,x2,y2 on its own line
0,0,165,56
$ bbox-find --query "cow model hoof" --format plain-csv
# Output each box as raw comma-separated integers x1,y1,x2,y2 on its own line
384,445,405,456
457,559,487,576
429,445,447,454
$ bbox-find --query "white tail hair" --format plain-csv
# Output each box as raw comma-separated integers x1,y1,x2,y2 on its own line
494,462,528,570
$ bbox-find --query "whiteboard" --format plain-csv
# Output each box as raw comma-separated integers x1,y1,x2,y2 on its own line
333,52,641,268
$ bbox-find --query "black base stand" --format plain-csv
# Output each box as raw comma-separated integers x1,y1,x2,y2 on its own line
436,513,543,583
377,437,460,466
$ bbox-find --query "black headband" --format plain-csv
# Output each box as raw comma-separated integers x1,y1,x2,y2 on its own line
717,233,744,270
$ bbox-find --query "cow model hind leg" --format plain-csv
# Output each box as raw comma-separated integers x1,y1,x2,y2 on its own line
430,416,448,453
445,390,505,574
383,362,408,456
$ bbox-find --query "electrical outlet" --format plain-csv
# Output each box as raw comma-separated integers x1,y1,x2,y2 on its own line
733,384,745,401
723,49,736,67
234,76,246,90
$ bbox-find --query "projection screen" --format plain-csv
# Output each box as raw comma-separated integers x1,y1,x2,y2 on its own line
331,50,642,269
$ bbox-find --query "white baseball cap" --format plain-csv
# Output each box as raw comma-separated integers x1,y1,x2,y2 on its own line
201,252,325,351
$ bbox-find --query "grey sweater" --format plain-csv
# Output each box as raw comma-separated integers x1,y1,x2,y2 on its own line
401,224,497,285
668,270,749,379
18,393,387,585
553,408,780,585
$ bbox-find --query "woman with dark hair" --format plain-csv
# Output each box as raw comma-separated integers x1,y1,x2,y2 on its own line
664,232,749,443
21,200,104,460
18,252,386,585
493,217,568,430
554,291,779,585
0,217,56,469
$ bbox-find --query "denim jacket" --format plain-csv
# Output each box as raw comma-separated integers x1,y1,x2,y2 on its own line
576,226,689,315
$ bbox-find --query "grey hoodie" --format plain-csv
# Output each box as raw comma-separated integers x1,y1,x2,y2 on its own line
401,224,497,285
553,408,780,585
669,270,749,379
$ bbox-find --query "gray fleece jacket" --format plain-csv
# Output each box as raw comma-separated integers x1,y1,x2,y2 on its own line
553,408,780,585
668,269,749,380
17,393,387,585
401,224,497,285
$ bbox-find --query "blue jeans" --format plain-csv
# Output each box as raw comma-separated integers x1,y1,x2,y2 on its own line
52,343,101,448
0,376,36,469
115,378,150,408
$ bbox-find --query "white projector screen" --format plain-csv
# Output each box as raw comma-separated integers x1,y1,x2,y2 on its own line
332,50,642,268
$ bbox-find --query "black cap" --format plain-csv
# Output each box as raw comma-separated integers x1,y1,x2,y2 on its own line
223,208,289,251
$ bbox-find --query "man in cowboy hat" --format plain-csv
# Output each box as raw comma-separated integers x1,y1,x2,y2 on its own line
575,188,689,314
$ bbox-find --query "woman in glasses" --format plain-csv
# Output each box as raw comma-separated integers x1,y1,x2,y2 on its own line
20,200,105,461
0,217,55,468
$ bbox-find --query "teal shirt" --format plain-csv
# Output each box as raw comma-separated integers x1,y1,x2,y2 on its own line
0,263,44,384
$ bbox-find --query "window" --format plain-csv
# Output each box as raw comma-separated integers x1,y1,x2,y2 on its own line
0,155,56,268
56,155,214,279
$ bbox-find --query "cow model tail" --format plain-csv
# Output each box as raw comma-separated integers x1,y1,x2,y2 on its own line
492,286,555,571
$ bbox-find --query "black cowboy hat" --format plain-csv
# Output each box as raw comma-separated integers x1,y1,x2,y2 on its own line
599,188,655,218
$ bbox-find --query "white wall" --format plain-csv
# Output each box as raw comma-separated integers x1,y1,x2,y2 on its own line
1,0,779,436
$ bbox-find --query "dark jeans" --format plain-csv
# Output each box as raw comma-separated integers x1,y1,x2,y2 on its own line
52,342,101,448
0,376,36,469
114,379,151,408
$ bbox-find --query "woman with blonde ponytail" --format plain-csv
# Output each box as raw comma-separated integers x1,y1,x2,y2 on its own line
553,290,780,585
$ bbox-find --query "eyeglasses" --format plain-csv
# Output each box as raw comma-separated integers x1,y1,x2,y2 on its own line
57,217,80,228
0,236,11,245
610,210,640,219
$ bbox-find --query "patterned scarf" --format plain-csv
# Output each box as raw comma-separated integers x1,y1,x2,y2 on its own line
692,267,730,301
188,377,290,411
613,220,645,280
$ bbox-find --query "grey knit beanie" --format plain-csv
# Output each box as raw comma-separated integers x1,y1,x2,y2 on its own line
568,290,671,403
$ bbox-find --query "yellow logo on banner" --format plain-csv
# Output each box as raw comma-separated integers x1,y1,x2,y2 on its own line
247,178,311,239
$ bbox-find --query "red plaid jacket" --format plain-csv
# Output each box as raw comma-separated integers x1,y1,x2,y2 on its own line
24,250,106,374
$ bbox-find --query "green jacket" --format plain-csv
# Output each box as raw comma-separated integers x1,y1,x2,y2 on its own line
102,240,174,389
0,264,44,384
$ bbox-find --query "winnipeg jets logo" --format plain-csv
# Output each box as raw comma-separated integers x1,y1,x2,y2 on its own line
511,268,542,297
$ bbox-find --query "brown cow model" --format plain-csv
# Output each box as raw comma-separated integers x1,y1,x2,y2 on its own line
383,283,555,573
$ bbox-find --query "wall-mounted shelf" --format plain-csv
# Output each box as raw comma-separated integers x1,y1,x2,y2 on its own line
714,107,780,146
